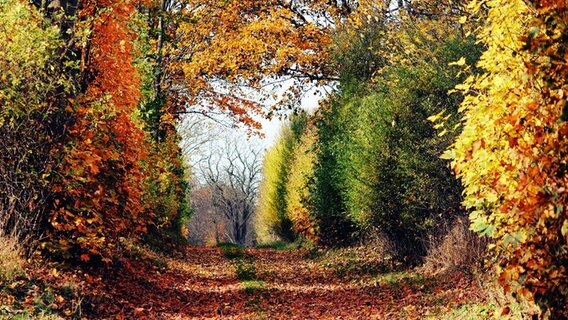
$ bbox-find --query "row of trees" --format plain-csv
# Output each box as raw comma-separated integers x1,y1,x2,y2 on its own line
255,0,567,317
257,0,481,258
0,0,372,259
0,0,193,261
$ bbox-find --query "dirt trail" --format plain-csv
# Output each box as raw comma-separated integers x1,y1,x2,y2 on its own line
86,247,483,319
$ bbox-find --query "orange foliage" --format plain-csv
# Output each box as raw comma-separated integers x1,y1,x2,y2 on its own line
163,0,338,129
48,0,153,260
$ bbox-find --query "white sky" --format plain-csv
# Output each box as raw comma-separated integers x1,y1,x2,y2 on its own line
180,84,326,183
256,87,322,148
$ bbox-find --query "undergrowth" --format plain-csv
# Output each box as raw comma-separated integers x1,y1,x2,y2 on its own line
255,240,310,250
315,245,399,278
0,235,24,283
219,244,264,295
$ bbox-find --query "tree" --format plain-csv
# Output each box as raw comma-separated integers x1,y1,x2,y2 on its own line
444,0,568,316
255,113,309,243
285,121,318,241
0,0,65,243
141,0,355,133
199,140,262,245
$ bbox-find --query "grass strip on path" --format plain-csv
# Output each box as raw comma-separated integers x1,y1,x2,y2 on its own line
218,243,266,299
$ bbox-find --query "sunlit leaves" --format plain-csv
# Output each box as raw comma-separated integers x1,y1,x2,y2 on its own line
165,0,336,128
47,0,155,260
448,0,568,315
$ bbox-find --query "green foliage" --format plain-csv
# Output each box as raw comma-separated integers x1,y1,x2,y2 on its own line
308,23,482,257
330,15,387,85
0,0,61,112
0,0,67,243
255,114,308,243
254,240,305,250
141,134,192,247
132,7,192,247
307,97,359,246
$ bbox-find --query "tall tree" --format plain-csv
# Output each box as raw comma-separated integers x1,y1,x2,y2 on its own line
200,140,262,245
445,0,568,315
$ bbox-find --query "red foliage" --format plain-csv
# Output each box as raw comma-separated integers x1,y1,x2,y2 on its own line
48,0,153,260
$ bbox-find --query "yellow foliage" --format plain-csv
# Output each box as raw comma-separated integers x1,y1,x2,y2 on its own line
255,128,293,243
448,0,568,315
285,127,317,241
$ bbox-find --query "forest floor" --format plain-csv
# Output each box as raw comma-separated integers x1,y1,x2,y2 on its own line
85,245,488,319
1,245,493,319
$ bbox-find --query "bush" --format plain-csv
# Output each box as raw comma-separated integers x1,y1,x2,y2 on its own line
0,234,24,283
423,217,487,274
446,0,568,315
0,0,65,245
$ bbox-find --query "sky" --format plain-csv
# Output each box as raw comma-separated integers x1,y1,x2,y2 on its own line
257,87,322,148
179,83,326,184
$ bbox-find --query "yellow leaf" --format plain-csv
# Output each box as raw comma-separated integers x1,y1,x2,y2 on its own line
449,57,466,67
427,110,446,122
561,220,568,237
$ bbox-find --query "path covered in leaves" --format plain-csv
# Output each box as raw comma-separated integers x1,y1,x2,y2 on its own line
85,246,485,319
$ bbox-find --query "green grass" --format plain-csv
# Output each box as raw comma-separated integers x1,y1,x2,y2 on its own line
242,280,265,294
218,243,248,260
235,260,257,281
217,242,245,250
255,241,301,250
378,271,425,287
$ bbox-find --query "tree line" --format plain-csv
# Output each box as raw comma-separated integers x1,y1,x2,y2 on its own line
254,0,568,317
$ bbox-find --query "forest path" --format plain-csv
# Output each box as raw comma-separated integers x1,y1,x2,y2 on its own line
87,246,484,319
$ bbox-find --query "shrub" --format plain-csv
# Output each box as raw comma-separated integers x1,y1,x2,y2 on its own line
423,217,487,273
445,0,568,315
0,0,65,245
0,234,24,283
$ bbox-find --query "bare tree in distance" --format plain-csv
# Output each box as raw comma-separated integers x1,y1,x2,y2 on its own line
198,139,262,245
